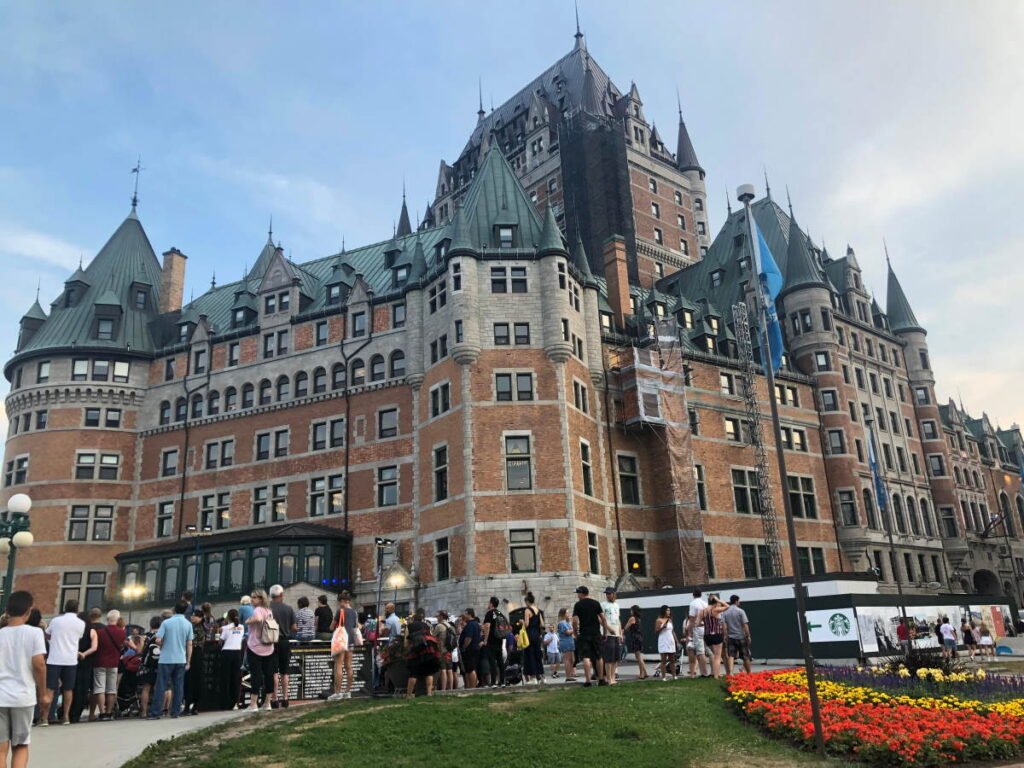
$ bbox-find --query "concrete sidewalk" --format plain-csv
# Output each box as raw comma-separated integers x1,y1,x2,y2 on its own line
29,709,251,768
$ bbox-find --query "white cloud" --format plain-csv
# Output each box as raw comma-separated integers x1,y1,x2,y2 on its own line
0,222,85,273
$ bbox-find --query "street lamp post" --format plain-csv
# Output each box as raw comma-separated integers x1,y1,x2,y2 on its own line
371,537,394,696
186,523,213,602
121,584,147,627
0,494,34,614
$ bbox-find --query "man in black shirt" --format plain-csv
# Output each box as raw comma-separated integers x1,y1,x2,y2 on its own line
314,595,333,641
572,586,607,687
269,584,296,708
481,596,506,687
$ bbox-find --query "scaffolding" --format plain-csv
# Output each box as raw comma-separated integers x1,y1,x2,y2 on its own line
732,301,785,578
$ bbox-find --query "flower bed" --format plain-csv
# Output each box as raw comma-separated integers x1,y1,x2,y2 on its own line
727,668,1024,765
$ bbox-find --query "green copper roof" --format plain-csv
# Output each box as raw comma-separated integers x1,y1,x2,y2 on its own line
886,261,923,333
537,204,566,256
14,210,163,360
21,300,47,322
676,112,703,174
455,147,544,249
781,213,826,296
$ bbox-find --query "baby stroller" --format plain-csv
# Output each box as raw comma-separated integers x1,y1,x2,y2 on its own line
503,633,524,686
113,648,144,719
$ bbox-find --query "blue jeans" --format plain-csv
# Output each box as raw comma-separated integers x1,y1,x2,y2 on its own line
150,663,186,718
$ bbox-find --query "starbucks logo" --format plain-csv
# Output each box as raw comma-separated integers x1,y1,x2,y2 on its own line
829,613,851,637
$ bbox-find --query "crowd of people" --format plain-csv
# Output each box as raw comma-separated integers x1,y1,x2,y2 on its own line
0,583,756,764
895,615,999,660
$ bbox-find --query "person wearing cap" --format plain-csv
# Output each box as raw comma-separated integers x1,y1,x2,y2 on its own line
571,586,606,687
722,595,752,675
599,587,623,685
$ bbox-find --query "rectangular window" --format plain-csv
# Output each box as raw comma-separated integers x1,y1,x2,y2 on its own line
618,455,640,504
821,390,839,411
263,333,274,359
112,361,129,383
580,441,594,496
228,342,240,367
494,323,510,345
498,226,514,249
315,321,328,346
705,542,716,578
491,267,507,293
654,227,663,245
827,429,846,455
505,435,533,490
157,502,174,538
433,446,448,502
510,267,527,293
37,360,51,383
193,348,207,374
274,429,289,457
435,538,450,582
3,457,29,486
264,294,276,314
928,455,946,477
588,532,599,574
573,380,589,414
73,358,89,381
392,303,406,328
36,410,48,430
915,386,930,405
430,382,451,417
719,372,735,395
276,330,288,355
922,420,938,440
732,469,761,514
351,312,366,338
626,538,647,577
377,466,398,506
787,476,817,518
255,433,271,461
725,417,742,442
838,490,858,525
513,322,530,345
84,407,101,427
510,529,537,572
200,492,231,530
378,408,398,439
815,351,831,371
160,449,178,477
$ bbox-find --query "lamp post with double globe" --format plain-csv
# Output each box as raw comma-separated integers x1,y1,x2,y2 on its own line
0,493,34,614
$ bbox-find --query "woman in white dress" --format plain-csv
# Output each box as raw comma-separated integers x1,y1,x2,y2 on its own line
655,605,678,680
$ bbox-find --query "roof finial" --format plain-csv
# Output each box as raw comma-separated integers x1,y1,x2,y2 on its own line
676,87,683,122
35,279,40,302
726,186,732,216
341,235,346,253
210,272,216,289
763,166,772,200
402,177,406,201
79,253,83,268
574,0,584,48
130,155,143,210
883,237,891,266
268,215,273,242
785,184,793,218
477,78,485,120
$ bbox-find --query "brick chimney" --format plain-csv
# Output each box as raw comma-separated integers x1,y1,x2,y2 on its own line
602,235,630,327
160,248,188,314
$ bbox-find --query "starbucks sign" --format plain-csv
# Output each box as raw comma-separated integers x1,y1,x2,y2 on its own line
805,608,857,643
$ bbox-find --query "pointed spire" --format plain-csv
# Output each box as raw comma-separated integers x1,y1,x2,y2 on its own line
886,250,924,333
675,98,703,175
844,243,861,271
477,78,485,121
396,188,412,237
409,235,428,282
268,215,273,244
781,211,826,296
130,155,143,212
726,187,732,216
581,53,603,115
763,166,772,200
22,297,48,322
574,0,585,49
538,204,565,256
571,229,594,283
448,204,474,255
785,185,794,219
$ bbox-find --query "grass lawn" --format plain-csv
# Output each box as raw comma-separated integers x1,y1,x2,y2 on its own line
124,679,825,768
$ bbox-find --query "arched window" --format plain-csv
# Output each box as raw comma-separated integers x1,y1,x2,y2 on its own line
242,383,255,409
295,371,309,398
207,390,220,416
920,497,934,537
892,494,906,534
389,350,406,378
159,400,171,425
276,375,290,401
224,387,238,412
351,358,365,386
313,367,327,394
863,489,878,530
1001,493,1015,537
369,355,385,382
175,397,187,422
906,496,920,535
191,393,204,419
331,363,346,390
259,379,272,405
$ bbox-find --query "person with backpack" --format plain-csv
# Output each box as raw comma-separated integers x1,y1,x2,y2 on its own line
482,597,508,687
404,609,440,697
245,589,278,712
432,610,457,691
146,600,192,720
138,616,162,718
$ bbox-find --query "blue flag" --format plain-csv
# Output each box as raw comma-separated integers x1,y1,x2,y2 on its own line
745,214,786,372
867,433,889,513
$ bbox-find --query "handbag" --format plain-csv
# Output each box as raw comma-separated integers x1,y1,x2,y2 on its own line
330,626,349,656
352,627,364,647
516,626,530,650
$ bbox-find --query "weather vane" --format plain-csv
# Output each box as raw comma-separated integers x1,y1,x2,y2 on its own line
130,155,144,210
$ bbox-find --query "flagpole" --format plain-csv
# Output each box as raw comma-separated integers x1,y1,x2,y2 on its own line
738,184,826,757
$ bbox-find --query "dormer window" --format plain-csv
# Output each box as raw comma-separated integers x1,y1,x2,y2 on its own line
600,312,612,332
680,309,695,329
708,317,720,334
233,309,246,327
96,318,115,341
278,291,290,312
327,285,342,305
655,303,666,318
65,289,76,308
264,295,276,314
393,266,408,285
178,324,191,343
134,290,148,310
498,226,514,249
710,270,724,288
738,255,750,272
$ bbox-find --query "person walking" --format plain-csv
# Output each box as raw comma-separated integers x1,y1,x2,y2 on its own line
217,609,245,710
939,616,958,659
685,589,708,679
723,595,752,675
655,605,677,681
314,596,333,641
481,597,507,687
571,586,605,688
978,621,994,659
556,608,576,681
90,609,125,720
459,608,481,689
623,605,648,680
522,593,545,685
268,585,296,709
147,600,192,720
0,591,50,766
245,589,276,711
328,592,359,701
961,619,977,660
599,587,622,685
295,597,315,643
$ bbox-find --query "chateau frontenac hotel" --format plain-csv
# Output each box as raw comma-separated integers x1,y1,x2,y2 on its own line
4,32,1023,616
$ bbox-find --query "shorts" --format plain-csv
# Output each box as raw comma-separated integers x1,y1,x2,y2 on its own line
0,706,34,747
275,640,291,674
705,633,723,647
93,667,118,694
601,636,622,664
439,651,452,671
546,650,561,664
686,627,706,656
576,634,601,665
460,649,479,673
727,638,751,660
943,638,957,649
46,664,77,692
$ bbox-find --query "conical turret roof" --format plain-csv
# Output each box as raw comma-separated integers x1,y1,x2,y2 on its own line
409,236,428,282
538,204,566,256
22,299,47,322
781,213,826,295
396,195,412,237
886,260,924,333
676,107,703,174
571,230,594,282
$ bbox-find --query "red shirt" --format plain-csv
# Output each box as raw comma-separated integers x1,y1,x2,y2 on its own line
896,623,909,642
95,624,126,668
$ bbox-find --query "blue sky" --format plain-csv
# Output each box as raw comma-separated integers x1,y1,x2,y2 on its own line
1,1,1022,433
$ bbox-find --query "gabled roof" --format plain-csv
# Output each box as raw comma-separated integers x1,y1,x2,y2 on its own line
886,260,923,334
247,234,278,281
